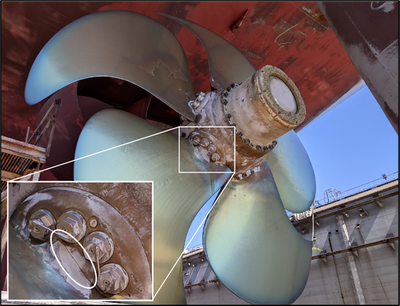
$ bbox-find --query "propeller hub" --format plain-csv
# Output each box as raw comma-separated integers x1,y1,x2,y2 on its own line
184,65,306,176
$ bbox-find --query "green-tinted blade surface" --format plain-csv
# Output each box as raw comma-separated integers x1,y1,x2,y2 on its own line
266,130,316,213
74,109,231,303
25,10,196,120
204,161,311,305
163,14,256,90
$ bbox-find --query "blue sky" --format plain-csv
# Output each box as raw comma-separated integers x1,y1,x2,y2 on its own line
184,84,399,249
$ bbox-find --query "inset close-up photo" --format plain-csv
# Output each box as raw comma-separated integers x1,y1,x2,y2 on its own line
7,181,153,301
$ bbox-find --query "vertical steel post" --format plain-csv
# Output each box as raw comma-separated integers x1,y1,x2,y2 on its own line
336,215,366,305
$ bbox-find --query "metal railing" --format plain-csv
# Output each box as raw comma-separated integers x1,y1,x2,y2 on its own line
183,244,203,254
287,171,398,220
314,171,398,207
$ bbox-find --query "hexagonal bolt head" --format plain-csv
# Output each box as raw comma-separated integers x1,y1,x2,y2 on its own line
207,144,217,154
83,231,114,264
211,153,220,162
28,209,56,241
192,100,200,108
97,263,129,295
56,211,86,243
200,138,210,148
192,136,201,146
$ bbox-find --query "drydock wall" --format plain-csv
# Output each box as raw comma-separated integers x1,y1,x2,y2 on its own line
183,180,398,304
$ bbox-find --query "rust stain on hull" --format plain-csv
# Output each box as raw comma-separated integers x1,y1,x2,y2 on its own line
1,1,361,142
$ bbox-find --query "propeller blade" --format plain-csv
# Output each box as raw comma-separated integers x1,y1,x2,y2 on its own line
25,10,196,120
162,14,256,90
74,109,231,303
266,130,316,213
203,161,312,305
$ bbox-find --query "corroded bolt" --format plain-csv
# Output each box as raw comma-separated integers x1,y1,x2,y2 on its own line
83,231,114,264
231,83,236,88
263,146,269,152
268,144,274,150
200,138,210,148
207,145,217,154
222,98,228,105
272,140,278,146
192,136,201,146
225,114,232,119
192,100,200,108
226,86,232,92
256,145,262,151
97,263,129,295
237,131,243,137
223,91,229,97
56,211,86,243
243,138,250,144
211,153,220,162
28,209,56,241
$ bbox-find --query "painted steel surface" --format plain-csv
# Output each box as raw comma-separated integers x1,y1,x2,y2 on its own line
25,10,196,120
163,14,256,90
203,161,312,305
74,109,231,303
267,130,316,213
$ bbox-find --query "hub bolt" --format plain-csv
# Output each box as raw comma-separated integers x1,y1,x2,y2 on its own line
56,211,87,243
98,263,129,295
83,231,114,263
28,209,56,241
192,136,201,146
211,153,220,162
200,138,210,148
207,145,217,154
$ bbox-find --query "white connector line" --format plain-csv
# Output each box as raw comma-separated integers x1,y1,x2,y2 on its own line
31,221,98,289
153,172,235,299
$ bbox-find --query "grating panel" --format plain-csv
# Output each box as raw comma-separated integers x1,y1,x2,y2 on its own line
1,136,46,193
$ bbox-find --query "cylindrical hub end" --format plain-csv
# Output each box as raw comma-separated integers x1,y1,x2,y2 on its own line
226,65,305,148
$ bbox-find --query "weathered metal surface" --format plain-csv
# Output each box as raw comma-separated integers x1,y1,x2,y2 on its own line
318,1,398,133
24,10,196,120
203,161,312,305
336,214,366,304
182,64,311,182
1,1,361,142
294,183,398,305
293,180,399,226
73,109,231,303
8,182,152,300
